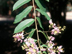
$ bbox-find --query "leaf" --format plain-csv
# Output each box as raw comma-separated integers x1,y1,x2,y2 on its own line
34,39,37,42
38,51,41,54
14,19,34,33
46,0,49,2
39,30,48,40
14,6,33,24
28,29,35,37
25,28,34,33
36,17,44,30
36,8,50,20
41,44,48,48
35,0,46,11
13,0,31,11
39,39,43,44
43,51,47,54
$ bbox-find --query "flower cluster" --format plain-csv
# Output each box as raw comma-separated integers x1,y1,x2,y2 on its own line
21,37,48,54
47,36,64,54
21,37,39,54
49,19,66,35
13,31,24,43
12,28,64,54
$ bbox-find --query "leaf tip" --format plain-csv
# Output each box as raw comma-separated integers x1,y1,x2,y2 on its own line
13,6,15,11
13,22,16,24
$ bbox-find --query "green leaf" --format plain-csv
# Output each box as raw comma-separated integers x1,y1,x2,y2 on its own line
39,39,43,44
36,8,50,20
41,44,48,48
14,19,34,33
46,0,49,2
13,0,31,11
43,51,47,54
28,29,35,37
39,30,48,40
25,28,34,33
35,0,46,11
34,39,37,42
36,17,44,30
14,6,33,24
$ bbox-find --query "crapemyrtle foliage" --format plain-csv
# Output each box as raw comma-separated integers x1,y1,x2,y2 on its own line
12,0,66,54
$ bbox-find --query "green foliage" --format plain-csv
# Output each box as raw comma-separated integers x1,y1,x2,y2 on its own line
13,0,51,34
41,44,48,48
46,0,49,2
14,6,33,24
43,51,47,54
28,29,35,37
36,8,50,20
14,19,34,33
13,0,31,11
34,39,37,42
35,0,46,11
39,30,48,40
36,17,44,30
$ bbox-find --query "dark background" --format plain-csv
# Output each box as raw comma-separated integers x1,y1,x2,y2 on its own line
0,0,72,54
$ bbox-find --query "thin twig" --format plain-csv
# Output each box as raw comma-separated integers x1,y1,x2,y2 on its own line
32,0,42,53
24,33,29,36
38,30,51,33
